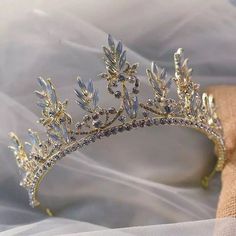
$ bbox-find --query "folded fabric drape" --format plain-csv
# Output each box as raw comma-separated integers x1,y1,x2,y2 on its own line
207,86,236,218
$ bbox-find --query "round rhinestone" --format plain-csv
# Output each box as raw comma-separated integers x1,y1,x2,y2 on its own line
146,119,153,126
142,111,149,117
125,124,132,131
138,120,145,127
160,118,166,125
92,113,99,120
115,91,121,98
132,120,137,128
93,120,102,128
118,126,124,132
108,107,116,114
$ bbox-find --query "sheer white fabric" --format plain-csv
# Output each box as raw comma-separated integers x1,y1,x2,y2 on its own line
0,0,236,235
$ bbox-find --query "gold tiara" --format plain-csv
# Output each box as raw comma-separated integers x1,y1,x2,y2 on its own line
9,35,226,215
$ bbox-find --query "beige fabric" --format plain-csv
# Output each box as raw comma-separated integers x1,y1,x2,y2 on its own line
207,86,236,218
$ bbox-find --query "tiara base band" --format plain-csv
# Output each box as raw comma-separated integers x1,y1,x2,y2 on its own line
28,116,225,208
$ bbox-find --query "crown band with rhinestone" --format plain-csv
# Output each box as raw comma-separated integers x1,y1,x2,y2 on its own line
9,35,225,211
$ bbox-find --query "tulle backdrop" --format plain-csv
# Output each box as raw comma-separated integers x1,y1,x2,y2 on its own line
0,0,236,235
